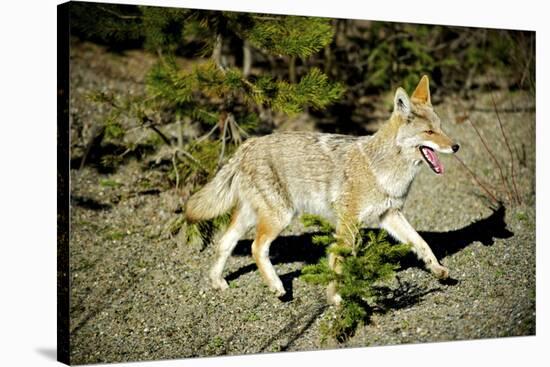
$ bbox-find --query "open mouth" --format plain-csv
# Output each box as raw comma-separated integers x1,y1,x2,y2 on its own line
419,146,444,174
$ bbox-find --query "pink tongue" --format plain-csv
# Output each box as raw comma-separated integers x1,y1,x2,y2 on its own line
423,147,444,174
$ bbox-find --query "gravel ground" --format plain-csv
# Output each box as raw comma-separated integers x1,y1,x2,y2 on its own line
68,40,536,364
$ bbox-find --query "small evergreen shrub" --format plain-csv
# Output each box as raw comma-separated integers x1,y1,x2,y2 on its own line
300,214,411,342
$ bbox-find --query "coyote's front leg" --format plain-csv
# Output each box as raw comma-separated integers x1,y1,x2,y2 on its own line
380,209,449,279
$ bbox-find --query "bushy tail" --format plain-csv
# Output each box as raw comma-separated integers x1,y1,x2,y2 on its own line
185,157,240,222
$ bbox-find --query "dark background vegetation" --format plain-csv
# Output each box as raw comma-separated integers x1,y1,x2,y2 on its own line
70,2,535,95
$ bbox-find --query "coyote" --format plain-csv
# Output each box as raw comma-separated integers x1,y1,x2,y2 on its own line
185,75,459,304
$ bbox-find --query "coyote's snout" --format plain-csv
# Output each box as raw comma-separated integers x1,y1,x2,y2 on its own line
185,75,459,304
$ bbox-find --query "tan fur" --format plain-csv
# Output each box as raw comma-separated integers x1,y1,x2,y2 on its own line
411,75,431,105
186,75,459,303
251,216,286,296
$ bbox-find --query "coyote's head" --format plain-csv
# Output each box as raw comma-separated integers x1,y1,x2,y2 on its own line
392,75,459,175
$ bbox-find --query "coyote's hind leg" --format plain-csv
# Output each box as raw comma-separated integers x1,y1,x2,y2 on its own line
251,212,292,297
209,203,255,290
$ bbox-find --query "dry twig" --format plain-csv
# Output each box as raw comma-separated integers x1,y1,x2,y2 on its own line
454,155,500,205
467,118,513,203
491,94,522,205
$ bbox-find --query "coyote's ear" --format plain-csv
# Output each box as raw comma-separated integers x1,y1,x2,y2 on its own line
394,87,411,116
411,75,431,105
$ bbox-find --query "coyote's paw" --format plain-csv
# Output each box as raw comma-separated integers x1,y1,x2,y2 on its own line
271,282,286,298
211,278,229,290
326,282,342,307
430,264,449,279
209,270,229,290
328,293,343,307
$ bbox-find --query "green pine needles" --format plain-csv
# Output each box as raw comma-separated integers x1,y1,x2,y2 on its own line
300,214,411,342
78,3,344,243
147,59,343,117
245,15,334,58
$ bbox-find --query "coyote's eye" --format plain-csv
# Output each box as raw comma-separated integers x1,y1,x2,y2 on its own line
425,130,434,135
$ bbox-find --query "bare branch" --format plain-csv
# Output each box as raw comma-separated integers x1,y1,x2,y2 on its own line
212,34,224,70
175,148,207,171
196,124,219,143
149,125,171,146
454,155,500,205
227,113,248,145
140,114,172,146
467,118,513,203
243,40,252,78
176,116,184,150
217,114,230,169
172,150,180,190
491,94,522,205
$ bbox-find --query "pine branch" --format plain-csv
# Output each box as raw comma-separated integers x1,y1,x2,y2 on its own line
98,5,141,20
245,15,334,58
454,155,500,204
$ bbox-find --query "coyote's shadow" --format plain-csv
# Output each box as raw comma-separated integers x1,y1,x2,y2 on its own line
227,205,513,297
395,205,514,279
419,205,513,259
